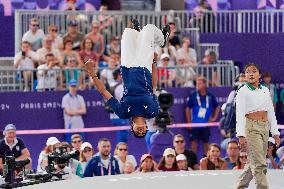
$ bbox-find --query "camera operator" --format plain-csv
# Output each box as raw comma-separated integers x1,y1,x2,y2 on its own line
47,142,79,180
37,137,61,173
0,124,32,173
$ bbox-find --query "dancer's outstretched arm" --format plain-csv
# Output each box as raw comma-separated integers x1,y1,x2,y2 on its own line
152,52,158,94
85,59,112,100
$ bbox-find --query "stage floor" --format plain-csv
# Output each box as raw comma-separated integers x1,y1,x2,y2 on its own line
24,170,284,189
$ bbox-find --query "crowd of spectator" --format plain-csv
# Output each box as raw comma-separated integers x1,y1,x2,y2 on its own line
1,124,284,180
15,6,222,92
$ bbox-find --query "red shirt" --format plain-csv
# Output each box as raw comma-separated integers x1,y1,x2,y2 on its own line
158,165,179,172
79,51,97,62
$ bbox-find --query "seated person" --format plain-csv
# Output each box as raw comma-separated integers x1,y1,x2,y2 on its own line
85,20,170,138
0,124,32,172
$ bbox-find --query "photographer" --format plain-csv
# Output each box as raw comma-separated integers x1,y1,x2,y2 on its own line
0,124,32,173
14,41,39,91
47,142,79,180
37,137,61,173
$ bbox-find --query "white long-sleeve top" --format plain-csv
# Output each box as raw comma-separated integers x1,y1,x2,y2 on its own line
236,83,280,137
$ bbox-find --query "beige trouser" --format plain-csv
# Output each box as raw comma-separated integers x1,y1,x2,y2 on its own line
234,118,269,189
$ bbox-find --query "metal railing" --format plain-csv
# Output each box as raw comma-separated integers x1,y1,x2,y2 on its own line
198,43,220,61
15,9,284,52
0,62,238,92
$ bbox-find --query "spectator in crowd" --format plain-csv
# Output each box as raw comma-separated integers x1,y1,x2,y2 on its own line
173,134,199,170
22,18,45,51
37,53,61,91
36,36,63,65
199,49,219,86
122,162,135,174
0,124,32,171
190,0,214,32
100,57,118,87
200,49,217,65
106,36,121,56
79,37,98,66
158,148,179,171
79,37,98,89
83,138,120,177
176,154,191,171
158,41,177,61
78,142,94,177
176,37,197,67
37,137,61,172
62,38,83,67
14,41,39,91
233,150,248,170
62,79,86,142
64,55,84,90
267,137,279,169
224,140,239,170
185,77,220,155
85,21,105,57
157,53,175,88
226,73,246,104
46,24,63,51
71,134,83,160
62,0,78,11
277,147,284,169
175,53,196,87
262,72,278,110
108,68,129,143
63,20,84,51
97,4,113,44
145,118,156,152
168,22,181,49
114,142,137,173
200,143,227,170
219,74,247,148
137,154,158,173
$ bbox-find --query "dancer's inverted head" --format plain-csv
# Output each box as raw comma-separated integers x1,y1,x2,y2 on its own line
130,116,148,138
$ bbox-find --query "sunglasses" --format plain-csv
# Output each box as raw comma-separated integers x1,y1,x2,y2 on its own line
83,148,92,153
240,155,247,159
175,140,184,144
31,24,39,27
72,140,82,144
119,148,127,151
163,58,170,61
51,29,57,32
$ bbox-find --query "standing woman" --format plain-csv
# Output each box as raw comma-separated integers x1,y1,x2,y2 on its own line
234,63,280,189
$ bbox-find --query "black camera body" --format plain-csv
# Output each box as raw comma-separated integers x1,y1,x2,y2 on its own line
155,91,174,131
3,155,30,185
47,146,79,172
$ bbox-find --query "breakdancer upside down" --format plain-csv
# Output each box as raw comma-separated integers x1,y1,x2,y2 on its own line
85,20,170,138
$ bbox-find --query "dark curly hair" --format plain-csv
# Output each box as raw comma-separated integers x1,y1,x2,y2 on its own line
130,118,148,138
